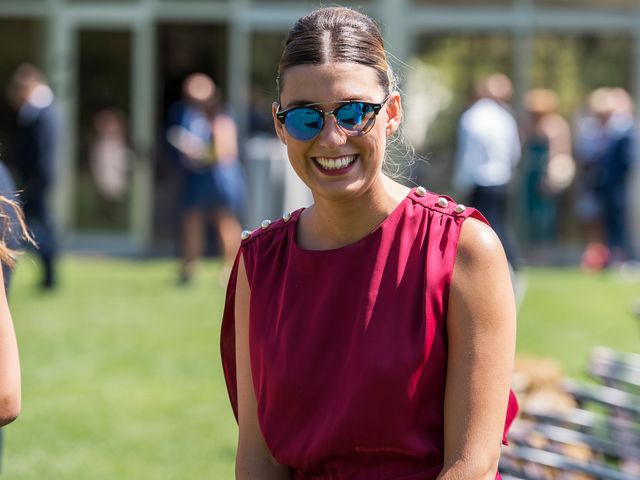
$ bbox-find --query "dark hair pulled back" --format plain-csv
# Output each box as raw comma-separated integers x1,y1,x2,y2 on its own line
277,7,395,98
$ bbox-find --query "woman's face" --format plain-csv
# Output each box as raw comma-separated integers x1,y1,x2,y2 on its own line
273,62,401,202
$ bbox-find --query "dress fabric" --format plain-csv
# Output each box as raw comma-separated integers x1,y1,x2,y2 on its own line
221,188,519,480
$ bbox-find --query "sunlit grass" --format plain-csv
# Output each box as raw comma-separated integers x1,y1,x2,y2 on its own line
4,255,236,479
517,267,640,378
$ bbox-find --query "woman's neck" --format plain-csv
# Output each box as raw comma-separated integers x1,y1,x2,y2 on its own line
298,175,410,250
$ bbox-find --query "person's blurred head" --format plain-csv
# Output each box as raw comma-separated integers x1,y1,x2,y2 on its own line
6,63,47,109
475,73,513,103
587,87,614,122
93,109,126,137
182,73,216,106
524,88,558,117
609,87,633,116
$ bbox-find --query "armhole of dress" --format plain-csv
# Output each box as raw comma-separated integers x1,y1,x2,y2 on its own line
220,246,247,422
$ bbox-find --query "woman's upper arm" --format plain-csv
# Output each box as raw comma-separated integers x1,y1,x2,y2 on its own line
234,253,290,479
439,217,516,479
0,266,20,426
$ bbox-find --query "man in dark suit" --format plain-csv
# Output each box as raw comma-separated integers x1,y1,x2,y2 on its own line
7,64,58,290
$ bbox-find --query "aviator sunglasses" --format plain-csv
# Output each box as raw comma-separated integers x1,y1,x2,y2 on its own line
276,95,390,141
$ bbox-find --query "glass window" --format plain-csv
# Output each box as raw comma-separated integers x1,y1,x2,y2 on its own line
75,29,132,232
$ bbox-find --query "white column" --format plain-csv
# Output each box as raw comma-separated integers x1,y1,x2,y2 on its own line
228,0,252,225
45,0,74,237
376,0,411,83
229,0,251,152
512,0,534,122
129,0,156,251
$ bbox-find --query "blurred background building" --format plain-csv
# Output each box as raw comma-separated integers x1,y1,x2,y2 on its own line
0,0,639,260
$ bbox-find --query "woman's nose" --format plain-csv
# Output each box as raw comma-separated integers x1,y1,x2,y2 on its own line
316,114,348,147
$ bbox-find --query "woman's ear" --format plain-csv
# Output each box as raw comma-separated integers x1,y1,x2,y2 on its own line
384,92,402,137
272,102,287,145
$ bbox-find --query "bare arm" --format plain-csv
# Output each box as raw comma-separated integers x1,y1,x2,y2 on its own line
0,267,20,426
213,114,239,165
235,254,290,479
437,218,516,480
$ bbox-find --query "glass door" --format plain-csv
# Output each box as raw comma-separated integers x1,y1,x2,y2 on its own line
69,12,155,253
75,28,133,235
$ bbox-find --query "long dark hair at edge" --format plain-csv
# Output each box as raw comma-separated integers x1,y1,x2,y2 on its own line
0,196,34,268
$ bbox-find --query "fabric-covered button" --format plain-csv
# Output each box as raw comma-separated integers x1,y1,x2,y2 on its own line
437,197,448,208
261,219,272,229
415,186,427,197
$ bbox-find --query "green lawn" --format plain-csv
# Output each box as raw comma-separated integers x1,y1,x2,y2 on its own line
517,267,640,378
5,256,236,479
2,256,639,478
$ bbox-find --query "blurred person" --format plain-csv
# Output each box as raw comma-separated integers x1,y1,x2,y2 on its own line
166,73,245,284
598,88,634,264
90,108,131,202
89,109,133,224
6,64,59,290
574,88,610,266
454,73,522,269
221,7,518,479
521,89,574,255
575,88,634,268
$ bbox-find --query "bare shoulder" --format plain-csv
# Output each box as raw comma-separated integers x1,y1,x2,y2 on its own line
450,216,515,333
456,216,507,271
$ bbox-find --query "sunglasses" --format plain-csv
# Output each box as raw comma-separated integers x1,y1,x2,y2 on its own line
276,95,390,141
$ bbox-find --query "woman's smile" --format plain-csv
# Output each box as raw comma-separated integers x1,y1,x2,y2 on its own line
312,154,358,175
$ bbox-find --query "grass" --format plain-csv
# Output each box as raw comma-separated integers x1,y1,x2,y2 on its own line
1,256,639,478
517,267,640,378
4,255,236,479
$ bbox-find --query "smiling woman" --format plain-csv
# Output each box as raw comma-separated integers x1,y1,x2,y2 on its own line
221,6,519,480
271,62,401,215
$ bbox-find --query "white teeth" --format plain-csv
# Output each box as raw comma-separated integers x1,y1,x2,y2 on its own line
314,155,357,170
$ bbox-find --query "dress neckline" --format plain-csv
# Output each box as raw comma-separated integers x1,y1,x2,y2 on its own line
291,187,417,254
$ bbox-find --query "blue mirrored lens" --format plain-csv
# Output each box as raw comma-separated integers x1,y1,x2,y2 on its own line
335,102,375,131
285,108,323,141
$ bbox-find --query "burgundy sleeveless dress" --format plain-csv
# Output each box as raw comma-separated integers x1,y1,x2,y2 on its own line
221,187,518,479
